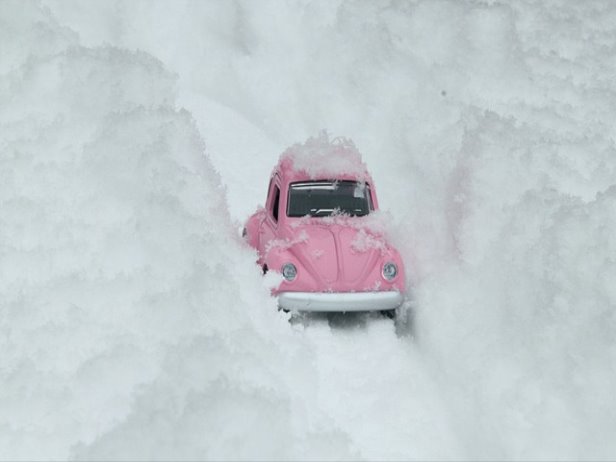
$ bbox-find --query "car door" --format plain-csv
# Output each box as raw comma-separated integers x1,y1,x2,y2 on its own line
259,174,282,262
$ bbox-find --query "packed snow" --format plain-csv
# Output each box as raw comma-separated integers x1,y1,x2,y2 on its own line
2,0,616,460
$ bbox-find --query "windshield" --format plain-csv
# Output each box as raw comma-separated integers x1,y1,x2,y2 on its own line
287,180,372,217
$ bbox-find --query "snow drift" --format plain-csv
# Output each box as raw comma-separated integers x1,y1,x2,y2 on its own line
0,4,351,460
2,0,616,460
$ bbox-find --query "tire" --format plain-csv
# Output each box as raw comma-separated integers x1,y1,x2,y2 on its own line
379,309,396,319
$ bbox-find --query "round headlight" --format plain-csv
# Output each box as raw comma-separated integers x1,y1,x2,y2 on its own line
382,262,397,281
282,263,297,281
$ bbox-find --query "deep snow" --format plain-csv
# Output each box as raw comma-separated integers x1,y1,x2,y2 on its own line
2,0,616,460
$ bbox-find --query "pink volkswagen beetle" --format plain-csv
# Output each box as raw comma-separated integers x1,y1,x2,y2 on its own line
243,134,405,314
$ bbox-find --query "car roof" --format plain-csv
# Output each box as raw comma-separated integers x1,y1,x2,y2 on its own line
273,134,374,185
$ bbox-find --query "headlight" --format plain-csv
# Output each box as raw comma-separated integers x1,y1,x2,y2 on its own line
282,263,297,281
382,262,397,281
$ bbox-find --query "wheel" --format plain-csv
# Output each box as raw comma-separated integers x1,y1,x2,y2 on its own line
379,309,396,319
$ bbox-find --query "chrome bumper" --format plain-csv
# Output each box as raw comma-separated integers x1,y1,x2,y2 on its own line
278,291,404,312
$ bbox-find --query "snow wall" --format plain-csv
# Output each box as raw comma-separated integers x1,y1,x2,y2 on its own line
2,1,616,460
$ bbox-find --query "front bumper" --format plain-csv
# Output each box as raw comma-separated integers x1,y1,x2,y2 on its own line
278,291,404,312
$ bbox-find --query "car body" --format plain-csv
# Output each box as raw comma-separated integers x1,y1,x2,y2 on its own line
243,136,405,313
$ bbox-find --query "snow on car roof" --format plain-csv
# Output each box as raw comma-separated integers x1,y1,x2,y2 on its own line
277,132,371,181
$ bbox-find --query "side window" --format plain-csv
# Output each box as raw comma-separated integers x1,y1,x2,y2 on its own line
367,185,374,210
266,178,273,204
272,185,280,222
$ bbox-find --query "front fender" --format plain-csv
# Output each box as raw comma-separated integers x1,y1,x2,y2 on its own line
243,208,265,251
263,246,319,294
380,246,406,293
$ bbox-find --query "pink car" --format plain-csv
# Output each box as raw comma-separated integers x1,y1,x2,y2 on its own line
243,135,405,314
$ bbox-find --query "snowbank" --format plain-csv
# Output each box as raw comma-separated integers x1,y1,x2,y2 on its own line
0,4,352,460
3,0,616,460
416,116,616,458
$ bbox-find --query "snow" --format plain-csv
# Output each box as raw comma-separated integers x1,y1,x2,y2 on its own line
350,228,387,255
278,132,370,181
265,230,309,255
2,0,616,460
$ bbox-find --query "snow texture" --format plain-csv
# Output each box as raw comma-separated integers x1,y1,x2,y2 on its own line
279,131,370,181
350,228,387,255
2,0,616,460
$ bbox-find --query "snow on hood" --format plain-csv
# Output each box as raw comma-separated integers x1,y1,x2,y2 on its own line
289,209,393,240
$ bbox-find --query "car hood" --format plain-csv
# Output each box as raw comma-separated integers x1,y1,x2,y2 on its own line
283,223,389,287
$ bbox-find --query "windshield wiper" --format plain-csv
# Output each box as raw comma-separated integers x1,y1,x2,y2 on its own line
310,208,335,216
